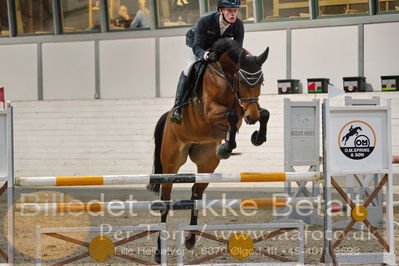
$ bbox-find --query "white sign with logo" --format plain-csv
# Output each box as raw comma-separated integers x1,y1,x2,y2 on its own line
323,99,395,265
325,103,391,173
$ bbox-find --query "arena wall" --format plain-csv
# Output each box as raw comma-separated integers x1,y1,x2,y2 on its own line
1,21,399,101
11,92,399,177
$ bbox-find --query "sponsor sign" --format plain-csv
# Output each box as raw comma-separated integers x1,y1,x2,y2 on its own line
338,120,376,160
327,106,389,172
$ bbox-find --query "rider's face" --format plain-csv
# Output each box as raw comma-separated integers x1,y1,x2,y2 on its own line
220,7,239,23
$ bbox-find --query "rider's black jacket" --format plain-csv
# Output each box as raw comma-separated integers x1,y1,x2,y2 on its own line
185,11,244,60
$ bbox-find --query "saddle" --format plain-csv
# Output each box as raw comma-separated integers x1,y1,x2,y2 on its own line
182,60,208,106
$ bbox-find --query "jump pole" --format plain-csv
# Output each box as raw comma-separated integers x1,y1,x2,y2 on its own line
15,172,322,187
15,197,321,213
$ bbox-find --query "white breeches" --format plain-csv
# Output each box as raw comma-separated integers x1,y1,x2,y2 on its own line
184,46,198,76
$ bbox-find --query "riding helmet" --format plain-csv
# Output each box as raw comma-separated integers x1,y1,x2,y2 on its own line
217,0,241,8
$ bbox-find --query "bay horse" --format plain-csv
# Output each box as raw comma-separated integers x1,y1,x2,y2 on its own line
148,38,270,263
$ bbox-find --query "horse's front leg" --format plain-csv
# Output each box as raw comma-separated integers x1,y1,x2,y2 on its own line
216,109,239,159
251,108,270,146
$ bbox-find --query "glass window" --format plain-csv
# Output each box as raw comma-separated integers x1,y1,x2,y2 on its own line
317,0,369,16
262,0,310,20
378,0,399,12
62,0,102,32
15,0,54,35
156,0,200,27
109,0,150,30
208,0,255,21
0,0,9,36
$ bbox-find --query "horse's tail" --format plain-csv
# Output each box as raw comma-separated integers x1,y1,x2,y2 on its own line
147,111,168,195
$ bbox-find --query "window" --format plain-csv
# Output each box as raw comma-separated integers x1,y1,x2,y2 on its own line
262,0,310,20
15,0,54,35
0,0,9,36
62,0,101,32
156,0,200,27
378,0,399,12
208,0,255,21
109,0,150,30
317,0,369,16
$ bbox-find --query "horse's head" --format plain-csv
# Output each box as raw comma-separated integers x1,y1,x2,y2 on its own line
210,39,269,125
237,47,269,124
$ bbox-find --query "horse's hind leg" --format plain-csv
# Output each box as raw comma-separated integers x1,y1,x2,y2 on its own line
155,134,190,263
185,143,220,250
185,183,209,250
156,183,174,263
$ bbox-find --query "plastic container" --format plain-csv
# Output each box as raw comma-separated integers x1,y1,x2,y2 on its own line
381,76,399,91
278,79,301,94
343,77,366,92
307,78,329,93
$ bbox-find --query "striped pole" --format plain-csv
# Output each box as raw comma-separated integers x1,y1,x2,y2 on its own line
15,172,322,187
15,197,320,213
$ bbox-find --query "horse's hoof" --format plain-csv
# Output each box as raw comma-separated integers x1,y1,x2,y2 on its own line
154,249,161,264
251,131,266,146
185,234,196,250
216,143,232,159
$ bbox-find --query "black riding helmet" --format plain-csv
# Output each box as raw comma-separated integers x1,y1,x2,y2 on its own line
217,0,240,24
217,0,241,8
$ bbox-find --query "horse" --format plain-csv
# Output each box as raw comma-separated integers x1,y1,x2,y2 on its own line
341,125,362,145
147,38,270,263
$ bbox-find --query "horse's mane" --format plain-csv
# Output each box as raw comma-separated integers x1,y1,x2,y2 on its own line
210,38,244,63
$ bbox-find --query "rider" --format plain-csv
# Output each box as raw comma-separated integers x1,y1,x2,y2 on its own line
169,0,244,124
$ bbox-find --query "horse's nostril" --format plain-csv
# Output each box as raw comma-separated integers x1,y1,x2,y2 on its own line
246,115,256,124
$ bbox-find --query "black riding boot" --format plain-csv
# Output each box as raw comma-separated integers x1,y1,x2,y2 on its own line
170,72,188,124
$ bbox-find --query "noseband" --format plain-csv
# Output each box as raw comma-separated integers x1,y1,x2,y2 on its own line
209,52,263,112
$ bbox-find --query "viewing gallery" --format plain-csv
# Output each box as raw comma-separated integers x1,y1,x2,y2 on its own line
0,0,398,35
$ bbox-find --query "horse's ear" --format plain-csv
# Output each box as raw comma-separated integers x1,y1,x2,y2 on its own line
256,47,269,66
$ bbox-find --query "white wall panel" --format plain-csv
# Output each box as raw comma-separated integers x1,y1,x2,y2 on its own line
159,36,186,97
292,26,358,91
245,30,286,95
42,41,95,100
364,22,399,91
11,93,399,177
100,38,156,98
0,44,38,101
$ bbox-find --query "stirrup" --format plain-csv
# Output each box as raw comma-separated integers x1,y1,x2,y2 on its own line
170,107,183,124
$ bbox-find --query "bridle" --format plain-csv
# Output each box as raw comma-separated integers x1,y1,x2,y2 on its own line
208,51,263,112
